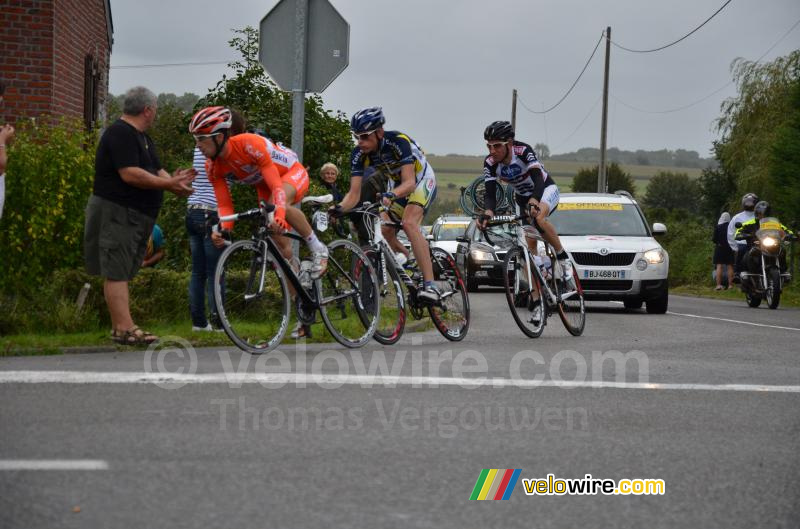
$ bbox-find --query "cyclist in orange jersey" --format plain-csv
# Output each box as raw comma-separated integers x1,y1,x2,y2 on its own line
189,106,328,278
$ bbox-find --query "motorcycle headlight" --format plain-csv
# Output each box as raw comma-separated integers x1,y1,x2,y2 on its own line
761,236,778,248
643,249,665,264
470,249,494,261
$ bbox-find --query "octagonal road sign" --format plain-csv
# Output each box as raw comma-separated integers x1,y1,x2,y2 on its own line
259,0,349,93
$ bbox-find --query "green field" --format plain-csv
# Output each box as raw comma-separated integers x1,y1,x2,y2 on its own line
427,154,704,202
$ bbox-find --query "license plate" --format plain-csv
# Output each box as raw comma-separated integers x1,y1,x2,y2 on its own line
583,269,626,279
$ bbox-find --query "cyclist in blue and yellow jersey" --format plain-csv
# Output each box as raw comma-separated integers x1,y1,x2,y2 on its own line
332,107,441,303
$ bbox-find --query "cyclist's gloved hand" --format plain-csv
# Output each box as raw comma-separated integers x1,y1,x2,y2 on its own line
380,192,396,207
477,213,491,229
328,204,345,218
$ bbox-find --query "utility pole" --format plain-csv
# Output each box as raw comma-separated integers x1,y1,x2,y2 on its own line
511,89,517,130
598,26,611,193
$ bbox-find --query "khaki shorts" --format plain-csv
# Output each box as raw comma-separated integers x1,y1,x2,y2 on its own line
84,195,155,281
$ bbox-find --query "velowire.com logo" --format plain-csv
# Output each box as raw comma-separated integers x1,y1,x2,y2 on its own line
469,469,522,501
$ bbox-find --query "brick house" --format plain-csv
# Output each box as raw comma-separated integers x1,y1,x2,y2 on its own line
0,0,113,130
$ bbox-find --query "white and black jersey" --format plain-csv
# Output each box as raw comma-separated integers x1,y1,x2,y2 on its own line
482,141,554,212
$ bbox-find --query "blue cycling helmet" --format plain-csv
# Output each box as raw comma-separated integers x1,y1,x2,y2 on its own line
351,107,385,133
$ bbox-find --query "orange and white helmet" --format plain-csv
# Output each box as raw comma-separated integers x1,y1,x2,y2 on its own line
189,106,232,135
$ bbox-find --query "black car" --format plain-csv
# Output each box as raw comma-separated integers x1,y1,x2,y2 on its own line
454,220,516,291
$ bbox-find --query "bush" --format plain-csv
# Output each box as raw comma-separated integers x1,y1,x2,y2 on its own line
642,208,712,286
0,119,97,294
0,268,193,335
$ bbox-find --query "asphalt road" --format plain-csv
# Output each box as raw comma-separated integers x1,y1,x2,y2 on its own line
1,293,799,528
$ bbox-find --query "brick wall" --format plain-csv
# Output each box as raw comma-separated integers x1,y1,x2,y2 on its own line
0,0,111,127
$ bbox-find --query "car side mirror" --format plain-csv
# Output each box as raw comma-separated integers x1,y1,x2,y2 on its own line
652,223,667,235
426,233,434,241
455,236,470,243
734,222,742,229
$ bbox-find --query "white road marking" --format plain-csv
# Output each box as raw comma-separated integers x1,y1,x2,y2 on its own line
0,460,109,471
666,311,800,332
607,301,800,332
0,371,798,393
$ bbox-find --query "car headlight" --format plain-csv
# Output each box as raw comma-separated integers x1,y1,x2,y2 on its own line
470,249,494,261
643,248,664,264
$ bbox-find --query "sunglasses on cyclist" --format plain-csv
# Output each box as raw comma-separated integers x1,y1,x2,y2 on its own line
353,130,376,141
486,141,508,150
193,133,221,142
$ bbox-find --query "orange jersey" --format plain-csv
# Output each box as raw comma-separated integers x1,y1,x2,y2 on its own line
206,134,308,229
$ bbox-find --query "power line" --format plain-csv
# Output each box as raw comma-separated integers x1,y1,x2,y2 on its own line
611,16,800,114
518,31,605,115
111,60,234,70
553,94,603,152
611,0,732,53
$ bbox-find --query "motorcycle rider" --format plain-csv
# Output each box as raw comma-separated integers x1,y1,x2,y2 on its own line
735,200,794,275
728,193,758,282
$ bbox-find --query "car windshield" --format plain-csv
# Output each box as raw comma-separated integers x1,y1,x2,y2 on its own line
436,223,468,240
475,224,515,243
550,203,649,236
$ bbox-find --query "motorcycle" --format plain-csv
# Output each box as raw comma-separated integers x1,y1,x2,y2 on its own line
735,217,795,309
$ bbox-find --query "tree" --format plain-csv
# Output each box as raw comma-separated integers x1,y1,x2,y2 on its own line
570,162,637,197
715,51,800,202
768,79,800,229
643,171,700,213
534,143,550,160
698,141,738,221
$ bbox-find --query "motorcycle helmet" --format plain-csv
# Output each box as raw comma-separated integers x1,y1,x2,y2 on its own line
741,193,759,211
754,200,771,218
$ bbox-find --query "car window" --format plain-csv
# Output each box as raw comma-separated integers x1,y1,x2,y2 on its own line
436,223,468,240
550,203,649,236
474,223,515,243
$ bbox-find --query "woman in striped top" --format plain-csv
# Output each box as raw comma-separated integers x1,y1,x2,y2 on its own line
186,110,245,331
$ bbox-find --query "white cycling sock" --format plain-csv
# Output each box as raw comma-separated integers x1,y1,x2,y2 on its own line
305,233,327,254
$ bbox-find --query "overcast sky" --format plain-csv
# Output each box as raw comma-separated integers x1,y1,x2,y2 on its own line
108,0,800,157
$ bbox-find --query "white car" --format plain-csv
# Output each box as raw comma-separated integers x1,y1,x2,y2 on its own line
549,192,670,313
428,215,471,255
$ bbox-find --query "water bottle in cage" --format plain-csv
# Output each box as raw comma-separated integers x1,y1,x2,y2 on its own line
299,260,314,289
533,255,552,280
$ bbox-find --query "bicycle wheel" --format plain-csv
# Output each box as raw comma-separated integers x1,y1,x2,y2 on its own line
318,239,380,348
503,247,547,338
556,266,586,336
460,182,478,217
364,246,407,345
428,248,470,341
214,239,291,354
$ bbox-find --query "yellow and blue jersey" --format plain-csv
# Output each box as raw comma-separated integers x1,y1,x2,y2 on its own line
350,130,430,185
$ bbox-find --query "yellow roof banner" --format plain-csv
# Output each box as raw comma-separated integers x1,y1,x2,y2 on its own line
559,203,623,211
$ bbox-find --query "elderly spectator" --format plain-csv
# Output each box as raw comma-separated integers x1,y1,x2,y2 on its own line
84,86,195,345
712,212,735,290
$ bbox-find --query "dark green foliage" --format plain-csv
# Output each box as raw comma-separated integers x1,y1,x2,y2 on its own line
767,79,800,230
570,162,637,197
643,171,700,213
0,119,97,293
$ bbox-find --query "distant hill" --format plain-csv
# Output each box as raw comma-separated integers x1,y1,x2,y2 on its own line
433,147,717,169
548,147,717,169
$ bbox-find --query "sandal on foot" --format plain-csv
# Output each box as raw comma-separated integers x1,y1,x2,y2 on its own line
111,326,159,346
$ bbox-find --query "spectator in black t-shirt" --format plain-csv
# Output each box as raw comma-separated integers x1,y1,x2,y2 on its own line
84,86,195,346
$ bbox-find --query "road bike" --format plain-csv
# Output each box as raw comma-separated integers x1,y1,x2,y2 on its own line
484,214,585,337
349,200,470,344
212,201,380,354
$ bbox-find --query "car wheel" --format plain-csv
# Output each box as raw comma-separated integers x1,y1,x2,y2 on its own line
467,277,479,292
623,298,643,310
646,289,668,314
